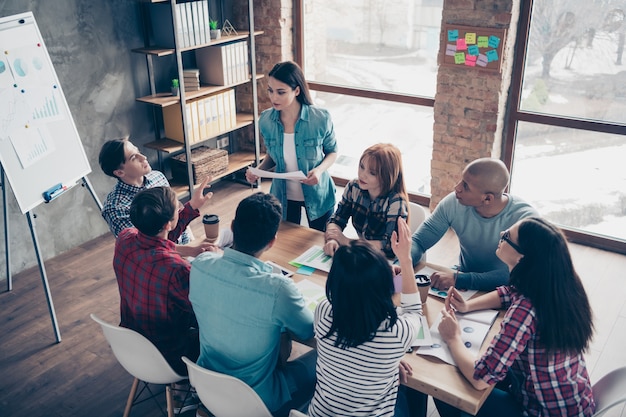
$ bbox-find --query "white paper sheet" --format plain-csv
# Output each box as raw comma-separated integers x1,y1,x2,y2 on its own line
248,166,306,180
416,309,498,365
292,245,333,273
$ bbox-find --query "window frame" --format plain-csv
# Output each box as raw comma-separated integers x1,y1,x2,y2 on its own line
503,0,626,254
294,0,435,207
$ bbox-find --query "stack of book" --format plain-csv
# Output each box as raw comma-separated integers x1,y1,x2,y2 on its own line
183,68,200,91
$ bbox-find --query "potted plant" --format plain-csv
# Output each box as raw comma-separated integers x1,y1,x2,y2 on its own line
171,78,179,96
209,20,221,39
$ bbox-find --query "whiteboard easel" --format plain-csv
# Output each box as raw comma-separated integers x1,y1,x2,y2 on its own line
0,12,103,343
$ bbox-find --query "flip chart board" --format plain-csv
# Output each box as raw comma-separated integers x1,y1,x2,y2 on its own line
0,11,91,213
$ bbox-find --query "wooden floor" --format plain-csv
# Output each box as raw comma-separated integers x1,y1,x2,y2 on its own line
1,179,625,417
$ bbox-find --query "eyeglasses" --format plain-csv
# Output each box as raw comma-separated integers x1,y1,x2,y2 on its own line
500,230,523,254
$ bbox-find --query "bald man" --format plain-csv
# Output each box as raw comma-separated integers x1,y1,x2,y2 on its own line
411,158,538,291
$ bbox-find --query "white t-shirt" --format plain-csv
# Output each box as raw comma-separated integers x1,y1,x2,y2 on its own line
283,132,304,201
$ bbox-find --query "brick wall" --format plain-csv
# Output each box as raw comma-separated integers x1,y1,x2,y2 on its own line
430,0,520,207
232,0,294,152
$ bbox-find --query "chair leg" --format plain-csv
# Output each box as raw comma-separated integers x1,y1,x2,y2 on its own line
166,384,174,417
123,378,140,417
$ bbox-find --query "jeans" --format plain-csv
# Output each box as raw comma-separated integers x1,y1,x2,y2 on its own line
434,387,524,417
286,200,332,232
395,386,428,417
272,349,318,417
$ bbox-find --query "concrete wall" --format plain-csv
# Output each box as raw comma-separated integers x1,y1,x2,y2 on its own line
0,0,156,278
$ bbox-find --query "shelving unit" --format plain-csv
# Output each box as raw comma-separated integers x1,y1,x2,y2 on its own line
134,0,261,198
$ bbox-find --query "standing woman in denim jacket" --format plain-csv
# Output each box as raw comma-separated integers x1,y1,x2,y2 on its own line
246,61,338,231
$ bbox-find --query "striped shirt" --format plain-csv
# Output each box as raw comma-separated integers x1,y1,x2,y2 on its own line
309,293,422,417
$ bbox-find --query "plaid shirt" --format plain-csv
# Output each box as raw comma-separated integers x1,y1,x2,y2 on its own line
101,170,192,244
474,286,595,417
113,210,198,372
328,179,408,258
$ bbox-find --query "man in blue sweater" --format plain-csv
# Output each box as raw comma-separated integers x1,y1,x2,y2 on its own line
411,158,538,291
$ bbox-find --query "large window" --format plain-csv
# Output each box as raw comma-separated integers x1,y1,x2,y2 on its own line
299,0,442,199
507,0,626,248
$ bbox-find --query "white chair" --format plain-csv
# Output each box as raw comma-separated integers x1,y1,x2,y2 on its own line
408,202,426,234
182,356,273,417
592,366,626,416
91,314,189,417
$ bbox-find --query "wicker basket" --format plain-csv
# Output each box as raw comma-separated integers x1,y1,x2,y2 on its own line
170,146,229,184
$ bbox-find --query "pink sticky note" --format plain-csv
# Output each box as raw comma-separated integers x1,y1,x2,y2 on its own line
456,38,467,51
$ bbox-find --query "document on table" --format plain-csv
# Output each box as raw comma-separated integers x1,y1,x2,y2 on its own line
416,309,498,366
412,315,433,347
292,245,333,273
248,166,306,180
295,279,326,313
415,265,478,301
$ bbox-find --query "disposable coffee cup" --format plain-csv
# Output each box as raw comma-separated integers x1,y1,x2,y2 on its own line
415,274,431,304
202,214,220,243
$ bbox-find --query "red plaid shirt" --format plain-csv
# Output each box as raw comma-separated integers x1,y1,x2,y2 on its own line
474,286,595,417
113,202,199,371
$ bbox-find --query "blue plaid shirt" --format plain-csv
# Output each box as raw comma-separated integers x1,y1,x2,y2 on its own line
328,179,408,258
101,170,192,244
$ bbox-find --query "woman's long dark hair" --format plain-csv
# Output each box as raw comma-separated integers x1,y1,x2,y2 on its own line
323,240,397,349
510,217,594,353
268,61,313,105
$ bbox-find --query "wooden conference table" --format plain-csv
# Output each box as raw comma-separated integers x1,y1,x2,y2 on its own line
261,222,502,415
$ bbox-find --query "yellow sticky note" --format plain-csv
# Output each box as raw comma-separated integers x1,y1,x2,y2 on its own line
465,32,476,44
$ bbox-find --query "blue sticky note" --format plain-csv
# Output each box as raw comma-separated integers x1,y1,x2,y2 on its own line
296,265,316,276
486,49,499,62
488,35,501,48
468,45,479,56
448,29,459,42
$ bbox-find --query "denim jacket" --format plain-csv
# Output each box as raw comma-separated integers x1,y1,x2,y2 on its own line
258,104,337,221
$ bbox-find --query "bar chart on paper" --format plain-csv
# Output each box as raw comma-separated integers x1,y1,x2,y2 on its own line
292,245,333,272
32,92,60,120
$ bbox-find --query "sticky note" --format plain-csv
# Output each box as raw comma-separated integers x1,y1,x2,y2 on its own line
486,49,499,62
465,32,476,44
465,58,476,67
477,36,489,48
445,44,457,56
468,45,479,56
448,29,459,42
454,52,466,64
296,265,315,276
477,54,488,67
488,35,501,48
456,38,467,51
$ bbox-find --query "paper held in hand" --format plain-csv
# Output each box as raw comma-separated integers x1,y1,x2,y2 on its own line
416,309,499,366
248,166,306,180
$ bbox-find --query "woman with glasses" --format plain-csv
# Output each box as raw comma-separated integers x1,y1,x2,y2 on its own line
434,216,595,417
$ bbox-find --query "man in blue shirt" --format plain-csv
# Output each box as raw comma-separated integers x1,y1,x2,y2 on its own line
189,192,316,417
411,158,538,291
